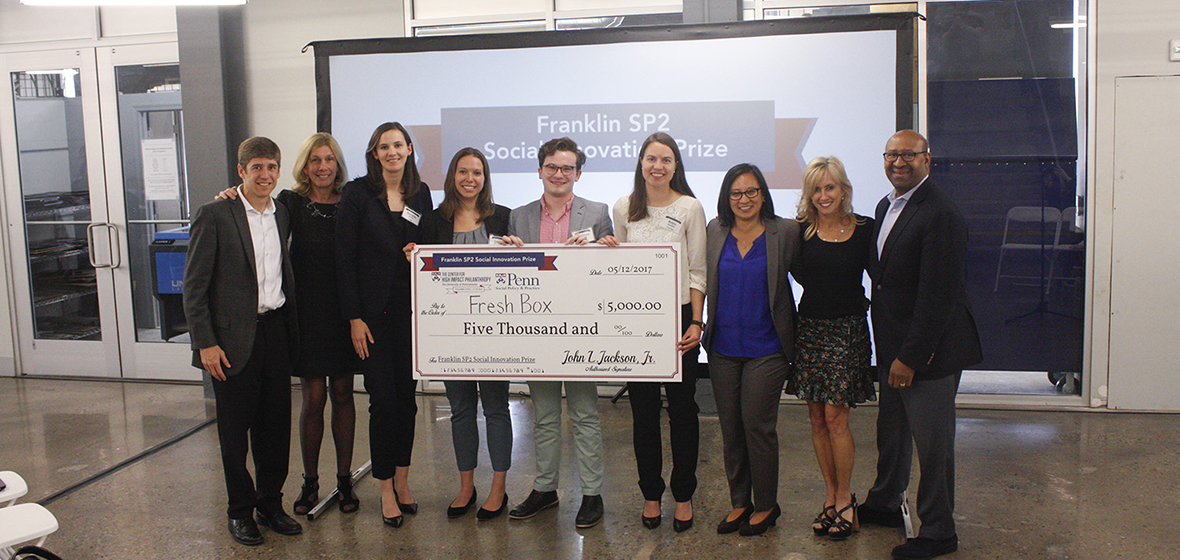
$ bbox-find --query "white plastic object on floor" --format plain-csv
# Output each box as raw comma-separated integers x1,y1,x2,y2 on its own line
0,471,29,507
0,502,59,554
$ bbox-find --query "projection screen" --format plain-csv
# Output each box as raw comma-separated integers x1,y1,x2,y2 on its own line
311,14,916,222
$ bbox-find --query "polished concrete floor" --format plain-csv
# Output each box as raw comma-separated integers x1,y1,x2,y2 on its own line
0,377,1176,559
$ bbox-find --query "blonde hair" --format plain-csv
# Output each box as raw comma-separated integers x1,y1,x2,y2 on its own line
291,133,347,197
796,156,863,240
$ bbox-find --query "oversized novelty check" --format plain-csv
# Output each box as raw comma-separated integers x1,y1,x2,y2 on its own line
411,244,681,382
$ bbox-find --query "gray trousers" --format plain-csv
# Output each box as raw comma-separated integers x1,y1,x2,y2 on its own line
527,381,604,496
864,369,961,539
708,351,790,511
444,380,512,473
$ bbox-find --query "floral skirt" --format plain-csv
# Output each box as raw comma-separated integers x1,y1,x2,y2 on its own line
792,314,876,407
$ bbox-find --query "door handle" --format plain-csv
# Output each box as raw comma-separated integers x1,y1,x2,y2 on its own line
86,223,106,268
105,223,121,269
85,223,121,269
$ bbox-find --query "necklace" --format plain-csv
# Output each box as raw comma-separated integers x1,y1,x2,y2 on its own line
816,216,851,242
307,199,337,219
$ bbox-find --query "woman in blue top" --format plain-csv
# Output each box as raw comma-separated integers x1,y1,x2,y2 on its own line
703,164,801,536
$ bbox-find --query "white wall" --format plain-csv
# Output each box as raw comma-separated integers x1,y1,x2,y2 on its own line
1092,0,1180,410
240,0,405,172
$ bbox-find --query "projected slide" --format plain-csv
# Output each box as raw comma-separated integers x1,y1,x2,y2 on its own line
320,16,911,223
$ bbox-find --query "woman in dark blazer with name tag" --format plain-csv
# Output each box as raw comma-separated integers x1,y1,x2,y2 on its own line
417,148,513,520
704,163,800,537
336,121,434,528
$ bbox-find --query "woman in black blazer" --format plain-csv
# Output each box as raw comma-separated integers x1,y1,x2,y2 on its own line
416,148,513,521
335,122,434,528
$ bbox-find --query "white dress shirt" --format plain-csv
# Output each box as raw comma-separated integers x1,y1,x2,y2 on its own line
238,186,285,313
877,176,928,258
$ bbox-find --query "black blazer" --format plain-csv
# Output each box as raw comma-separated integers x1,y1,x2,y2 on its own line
421,204,511,244
702,215,801,362
183,195,298,374
335,178,434,320
870,179,982,379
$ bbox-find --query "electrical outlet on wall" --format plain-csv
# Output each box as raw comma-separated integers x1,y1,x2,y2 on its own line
1172,39,1180,62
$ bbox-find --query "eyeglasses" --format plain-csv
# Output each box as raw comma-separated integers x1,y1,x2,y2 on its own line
883,151,928,163
542,164,578,175
729,188,761,200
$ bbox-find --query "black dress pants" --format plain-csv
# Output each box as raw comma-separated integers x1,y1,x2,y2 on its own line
211,312,292,520
361,309,418,480
628,304,701,502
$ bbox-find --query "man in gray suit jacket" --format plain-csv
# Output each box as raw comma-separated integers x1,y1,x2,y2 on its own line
503,137,612,529
183,137,302,546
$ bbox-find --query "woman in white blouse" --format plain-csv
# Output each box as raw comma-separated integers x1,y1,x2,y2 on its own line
600,132,707,532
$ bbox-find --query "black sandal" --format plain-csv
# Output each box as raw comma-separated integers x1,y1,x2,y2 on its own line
827,494,859,540
293,474,319,516
812,504,837,535
338,474,360,514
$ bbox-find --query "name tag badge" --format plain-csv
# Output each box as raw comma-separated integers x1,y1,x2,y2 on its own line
488,234,503,245
571,227,595,242
403,206,422,226
660,214,683,234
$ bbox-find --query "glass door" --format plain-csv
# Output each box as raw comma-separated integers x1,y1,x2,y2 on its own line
1,49,120,377
97,44,194,381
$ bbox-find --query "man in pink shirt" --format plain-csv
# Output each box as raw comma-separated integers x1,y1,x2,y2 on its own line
504,137,613,528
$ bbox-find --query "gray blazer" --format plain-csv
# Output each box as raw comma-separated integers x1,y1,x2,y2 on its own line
507,195,613,243
183,196,298,375
702,215,800,361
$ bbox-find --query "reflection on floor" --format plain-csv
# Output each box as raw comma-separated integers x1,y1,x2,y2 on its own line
1,377,1175,559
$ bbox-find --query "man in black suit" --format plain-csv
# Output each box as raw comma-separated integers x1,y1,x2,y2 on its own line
860,130,982,560
183,137,303,545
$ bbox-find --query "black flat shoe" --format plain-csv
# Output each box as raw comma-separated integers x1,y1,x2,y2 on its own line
293,474,318,516
447,489,478,519
812,504,837,535
859,504,905,527
228,517,263,546
509,490,559,520
575,495,604,529
891,534,958,560
717,508,751,535
394,489,419,515
827,495,859,540
477,493,508,521
739,504,781,536
255,508,303,536
337,475,359,514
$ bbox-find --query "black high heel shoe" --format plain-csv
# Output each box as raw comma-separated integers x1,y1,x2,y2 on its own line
642,501,661,529
337,474,359,514
673,501,694,533
739,504,781,536
381,496,404,528
812,504,837,535
447,489,478,518
394,488,419,515
827,495,859,540
293,474,318,516
477,493,508,521
717,508,751,535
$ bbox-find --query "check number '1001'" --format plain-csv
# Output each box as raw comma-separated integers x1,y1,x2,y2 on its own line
599,301,662,314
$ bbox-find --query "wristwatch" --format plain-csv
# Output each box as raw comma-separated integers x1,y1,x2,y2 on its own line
689,320,705,328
